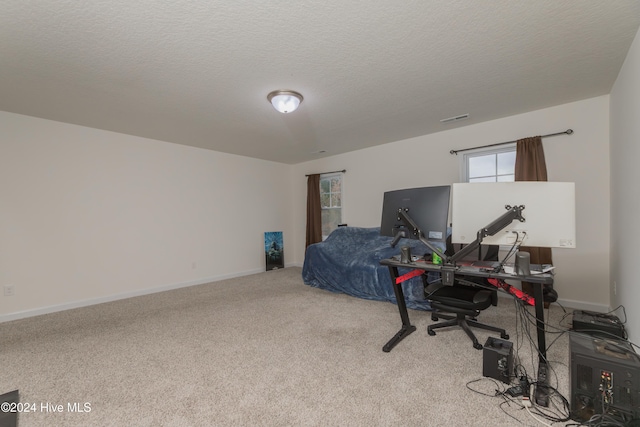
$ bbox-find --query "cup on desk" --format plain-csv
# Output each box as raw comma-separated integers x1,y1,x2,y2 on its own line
514,251,531,276
400,246,412,263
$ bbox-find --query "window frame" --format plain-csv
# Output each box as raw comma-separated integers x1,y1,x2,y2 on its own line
319,172,344,239
460,144,516,183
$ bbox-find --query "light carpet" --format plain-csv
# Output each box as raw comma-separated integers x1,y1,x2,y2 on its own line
0,267,574,426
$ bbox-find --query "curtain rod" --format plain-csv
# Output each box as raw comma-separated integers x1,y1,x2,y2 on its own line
305,169,346,177
449,129,573,155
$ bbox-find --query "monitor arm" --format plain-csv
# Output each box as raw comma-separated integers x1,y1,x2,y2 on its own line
449,205,526,264
389,229,407,248
392,205,525,285
394,208,449,261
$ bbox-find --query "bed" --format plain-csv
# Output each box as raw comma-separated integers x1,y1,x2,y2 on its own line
302,226,444,310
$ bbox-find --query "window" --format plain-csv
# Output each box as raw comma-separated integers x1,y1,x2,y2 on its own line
320,173,342,238
462,146,516,182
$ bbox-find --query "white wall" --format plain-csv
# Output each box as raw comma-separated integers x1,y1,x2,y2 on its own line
0,111,293,321
293,96,611,310
610,26,640,344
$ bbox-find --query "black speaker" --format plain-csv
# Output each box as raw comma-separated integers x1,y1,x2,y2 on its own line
514,251,531,276
483,337,514,384
0,390,19,427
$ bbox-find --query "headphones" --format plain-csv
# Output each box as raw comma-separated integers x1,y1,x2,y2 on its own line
542,285,558,303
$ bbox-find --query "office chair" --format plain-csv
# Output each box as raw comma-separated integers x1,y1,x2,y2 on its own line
424,242,509,350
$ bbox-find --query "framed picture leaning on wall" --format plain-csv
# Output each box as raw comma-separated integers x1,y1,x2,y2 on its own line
264,231,284,270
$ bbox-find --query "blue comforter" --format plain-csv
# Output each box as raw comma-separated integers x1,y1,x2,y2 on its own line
302,227,443,310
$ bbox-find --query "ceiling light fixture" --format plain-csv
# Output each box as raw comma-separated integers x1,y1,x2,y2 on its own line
267,90,303,113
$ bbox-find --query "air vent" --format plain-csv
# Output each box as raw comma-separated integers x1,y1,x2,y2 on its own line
440,113,469,124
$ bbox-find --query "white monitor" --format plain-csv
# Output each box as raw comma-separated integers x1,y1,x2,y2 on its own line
451,182,576,248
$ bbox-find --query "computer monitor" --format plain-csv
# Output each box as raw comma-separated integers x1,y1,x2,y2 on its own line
451,182,576,248
380,185,451,247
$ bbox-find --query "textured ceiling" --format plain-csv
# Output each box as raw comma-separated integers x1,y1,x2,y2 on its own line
2,1,639,164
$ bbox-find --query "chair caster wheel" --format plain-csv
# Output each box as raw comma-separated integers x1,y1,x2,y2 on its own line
501,333,509,340
427,329,436,336
473,343,483,350
431,315,438,321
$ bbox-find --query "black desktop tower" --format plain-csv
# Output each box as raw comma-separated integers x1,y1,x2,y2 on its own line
569,332,640,423
483,337,514,384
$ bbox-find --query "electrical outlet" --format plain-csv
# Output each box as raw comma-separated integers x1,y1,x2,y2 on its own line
4,285,15,296
613,281,617,296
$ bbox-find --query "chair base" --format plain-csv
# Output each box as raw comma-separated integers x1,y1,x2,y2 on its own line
428,312,509,350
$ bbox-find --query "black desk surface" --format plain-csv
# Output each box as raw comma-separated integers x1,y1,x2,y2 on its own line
379,257,554,285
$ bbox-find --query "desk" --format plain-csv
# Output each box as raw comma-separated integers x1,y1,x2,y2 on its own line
380,257,554,406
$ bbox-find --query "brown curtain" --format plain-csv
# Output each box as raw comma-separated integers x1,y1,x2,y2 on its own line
514,136,553,305
515,136,548,182
305,174,322,249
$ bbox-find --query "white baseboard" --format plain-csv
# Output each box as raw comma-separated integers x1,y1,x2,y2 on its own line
0,268,265,323
555,298,610,313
